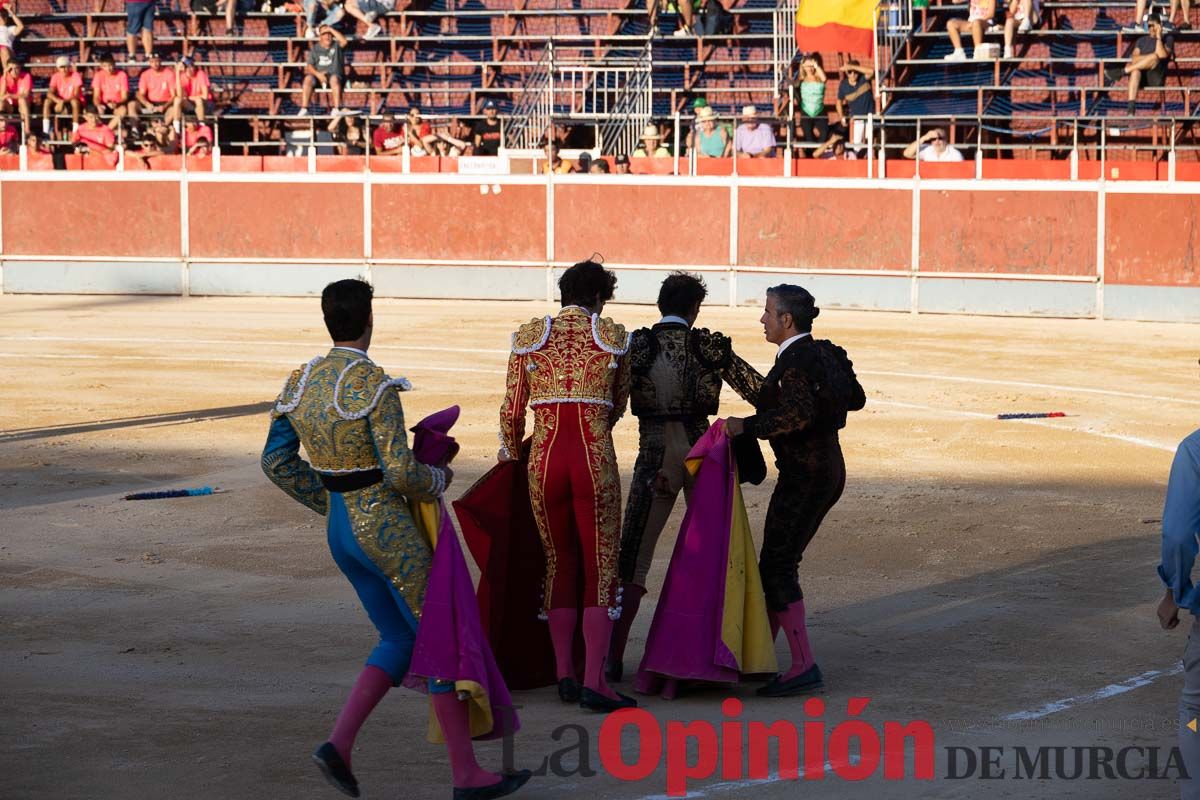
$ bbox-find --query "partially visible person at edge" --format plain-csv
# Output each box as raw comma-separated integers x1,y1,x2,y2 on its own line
1156,415,1200,800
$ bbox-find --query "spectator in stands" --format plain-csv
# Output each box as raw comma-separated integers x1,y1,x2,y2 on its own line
43,56,83,134
542,141,571,173
344,0,393,40
836,60,874,151
1123,13,1174,115
0,9,24,73
371,112,404,154
131,116,177,160
72,107,118,154
695,0,733,36
792,55,828,154
943,0,995,61
183,117,212,156
332,115,366,154
1170,0,1192,28
171,56,211,126
733,105,776,158
691,105,730,157
299,26,350,117
304,0,345,40
903,127,964,161
443,116,475,152
613,153,630,173
0,59,31,137
125,0,157,63
0,117,16,153
1002,0,1041,58
25,131,50,154
651,0,699,37
473,99,502,155
130,52,176,126
814,132,857,160
92,53,132,131
570,151,593,173
589,158,610,174
404,106,437,154
633,124,671,157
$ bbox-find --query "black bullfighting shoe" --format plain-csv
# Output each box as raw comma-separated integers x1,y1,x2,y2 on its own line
557,677,581,703
579,687,638,713
311,741,360,798
452,769,533,800
756,663,825,698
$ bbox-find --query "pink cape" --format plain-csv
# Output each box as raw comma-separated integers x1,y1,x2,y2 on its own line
634,422,777,693
402,406,519,741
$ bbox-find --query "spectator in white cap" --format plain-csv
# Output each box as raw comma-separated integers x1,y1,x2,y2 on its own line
633,123,670,157
43,55,83,133
734,104,776,158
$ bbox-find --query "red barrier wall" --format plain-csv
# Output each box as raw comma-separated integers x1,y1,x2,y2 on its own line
738,187,911,270
3,180,180,257
372,183,546,262
919,190,1096,276
1105,193,1200,286
3,177,1199,298
553,184,729,265
188,182,363,259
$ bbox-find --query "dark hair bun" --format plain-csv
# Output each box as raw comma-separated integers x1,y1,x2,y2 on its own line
811,306,821,319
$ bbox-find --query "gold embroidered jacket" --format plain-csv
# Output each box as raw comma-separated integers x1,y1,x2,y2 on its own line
261,347,445,616
499,306,632,458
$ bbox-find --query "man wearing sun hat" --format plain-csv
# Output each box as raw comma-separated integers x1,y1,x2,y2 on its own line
42,55,83,134
734,105,776,158
633,123,670,158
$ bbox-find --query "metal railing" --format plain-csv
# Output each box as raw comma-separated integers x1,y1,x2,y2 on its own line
874,0,914,86
772,0,800,91
507,43,556,150
596,41,654,155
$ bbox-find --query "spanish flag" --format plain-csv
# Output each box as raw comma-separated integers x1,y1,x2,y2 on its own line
796,0,874,56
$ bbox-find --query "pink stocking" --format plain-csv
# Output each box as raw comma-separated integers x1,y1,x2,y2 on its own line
547,608,578,681
328,665,392,767
432,692,500,789
777,599,815,680
582,606,619,700
608,583,646,667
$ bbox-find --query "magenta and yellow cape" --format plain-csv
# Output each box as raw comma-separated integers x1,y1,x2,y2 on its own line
402,406,519,743
635,422,777,692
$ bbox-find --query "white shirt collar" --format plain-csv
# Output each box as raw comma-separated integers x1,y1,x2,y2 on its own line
776,332,811,357
658,315,690,327
332,345,370,358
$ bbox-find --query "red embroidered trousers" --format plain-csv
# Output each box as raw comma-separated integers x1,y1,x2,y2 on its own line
528,401,621,611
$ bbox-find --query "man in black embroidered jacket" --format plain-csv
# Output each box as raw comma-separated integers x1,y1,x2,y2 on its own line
607,272,760,684
726,284,865,698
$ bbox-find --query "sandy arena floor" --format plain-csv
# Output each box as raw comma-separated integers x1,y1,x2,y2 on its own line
1,295,1197,800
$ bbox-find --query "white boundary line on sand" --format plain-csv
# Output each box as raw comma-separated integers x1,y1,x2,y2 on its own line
1003,665,1186,722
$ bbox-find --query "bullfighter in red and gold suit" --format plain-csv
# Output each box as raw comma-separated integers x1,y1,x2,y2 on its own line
498,260,638,713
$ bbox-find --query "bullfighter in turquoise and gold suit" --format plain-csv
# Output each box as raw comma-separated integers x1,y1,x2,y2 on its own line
261,277,529,800
263,346,443,674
